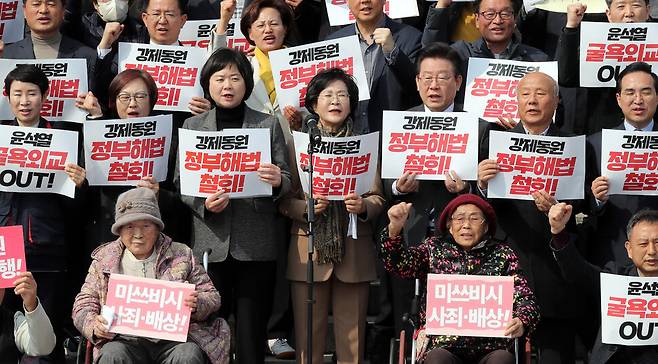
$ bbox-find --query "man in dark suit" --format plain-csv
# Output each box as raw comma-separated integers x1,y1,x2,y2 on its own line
548,204,658,363
477,72,589,363
3,0,97,92
586,62,658,267
325,0,422,134
381,43,470,343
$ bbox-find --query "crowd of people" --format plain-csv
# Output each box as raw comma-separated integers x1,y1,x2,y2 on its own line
0,0,657,363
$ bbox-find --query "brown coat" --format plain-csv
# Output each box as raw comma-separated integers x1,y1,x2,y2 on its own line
280,167,385,283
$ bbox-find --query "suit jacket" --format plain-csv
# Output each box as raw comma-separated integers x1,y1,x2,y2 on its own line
553,235,657,364
4,34,98,93
479,122,582,318
326,16,422,134
176,107,292,263
586,122,658,267
280,136,385,283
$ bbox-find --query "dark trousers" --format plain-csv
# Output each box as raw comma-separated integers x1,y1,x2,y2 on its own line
266,216,294,342
425,348,514,364
207,256,276,364
97,337,205,364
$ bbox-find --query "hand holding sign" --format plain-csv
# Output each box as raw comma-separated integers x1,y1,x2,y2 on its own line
205,189,230,213
13,272,37,312
396,172,419,194
477,159,500,190
566,3,587,28
312,194,330,215
591,176,610,203
94,314,116,341
531,190,557,213
257,163,282,188
283,105,303,131
0,40,3,58
435,0,451,8
372,28,395,54
136,176,160,196
548,202,572,234
65,164,86,188
344,193,365,214
504,317,525,338
444,170,468,194
188,96,212,115
387,202,412,238
184,290,198,313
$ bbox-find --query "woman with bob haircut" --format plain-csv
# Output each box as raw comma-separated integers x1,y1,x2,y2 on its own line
175,47,291,364
279,68,385,364
209,0,303,136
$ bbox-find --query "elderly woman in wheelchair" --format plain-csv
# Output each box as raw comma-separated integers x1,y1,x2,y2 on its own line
72,187,230,364
380,194,539,364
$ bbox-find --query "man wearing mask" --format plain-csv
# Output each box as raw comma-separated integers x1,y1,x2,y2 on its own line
549,204,658,363
586,62,658,267
326,0,422,134
3,0,97,92
557,0,653,135
79,0,144,51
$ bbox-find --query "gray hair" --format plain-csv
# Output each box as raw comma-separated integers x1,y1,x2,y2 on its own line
626,209,658,240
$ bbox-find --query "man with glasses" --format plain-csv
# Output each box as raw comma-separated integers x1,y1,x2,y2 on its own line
421,0,548,106
477,72,588,363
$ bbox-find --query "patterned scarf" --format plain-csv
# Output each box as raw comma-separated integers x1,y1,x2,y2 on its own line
314,118,354,264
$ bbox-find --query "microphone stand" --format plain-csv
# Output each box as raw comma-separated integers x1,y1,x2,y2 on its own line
303,125,321,364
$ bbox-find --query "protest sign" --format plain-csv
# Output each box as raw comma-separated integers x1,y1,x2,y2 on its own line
580,22,658,87
381,111,478,180
119,43,205,112
178,128,272,198
105,274,195,342
487,131,585,200
179,12,250,52
601,272,658,345
426,274,514,337
464,58,558,123
0,225,26,289
0,0,23,43
269,36,369,111
325,0,419,26
84,115,172,186
601,129,658,195
0,59,88,122
0,125,78,198
292,131,378,200
534,0,607,13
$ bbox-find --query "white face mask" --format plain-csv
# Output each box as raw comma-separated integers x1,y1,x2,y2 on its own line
96,0,129,23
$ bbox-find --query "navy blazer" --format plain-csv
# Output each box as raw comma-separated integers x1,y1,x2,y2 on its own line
326,15,422,134
4,34,98,93
586,122,658,267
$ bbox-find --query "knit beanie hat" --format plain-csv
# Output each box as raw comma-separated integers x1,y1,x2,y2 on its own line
111,187,164,235
436,194,496,236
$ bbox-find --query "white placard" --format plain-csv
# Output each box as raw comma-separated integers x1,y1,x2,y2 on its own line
601,129,658,195
292,131,379,201
0,59,88,122
83,115,173,186
0,125,78,198
325,0,419,26
118,42,206,112
464,58,558,123
178,127,272,198
0,0,24,44
487,131,585,200
381,111,478,180
579,22,658,87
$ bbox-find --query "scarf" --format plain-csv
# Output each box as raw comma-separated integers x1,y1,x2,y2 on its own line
254,47,277,105
314,118,354,264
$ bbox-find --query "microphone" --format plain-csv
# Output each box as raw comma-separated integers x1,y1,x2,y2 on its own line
303,113,322,145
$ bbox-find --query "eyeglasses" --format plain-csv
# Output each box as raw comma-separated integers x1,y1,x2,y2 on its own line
146,11,180,22
319,92,349,102
450,214,486,226
117,92,149,104
418,74,454,86
478,10,514,20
